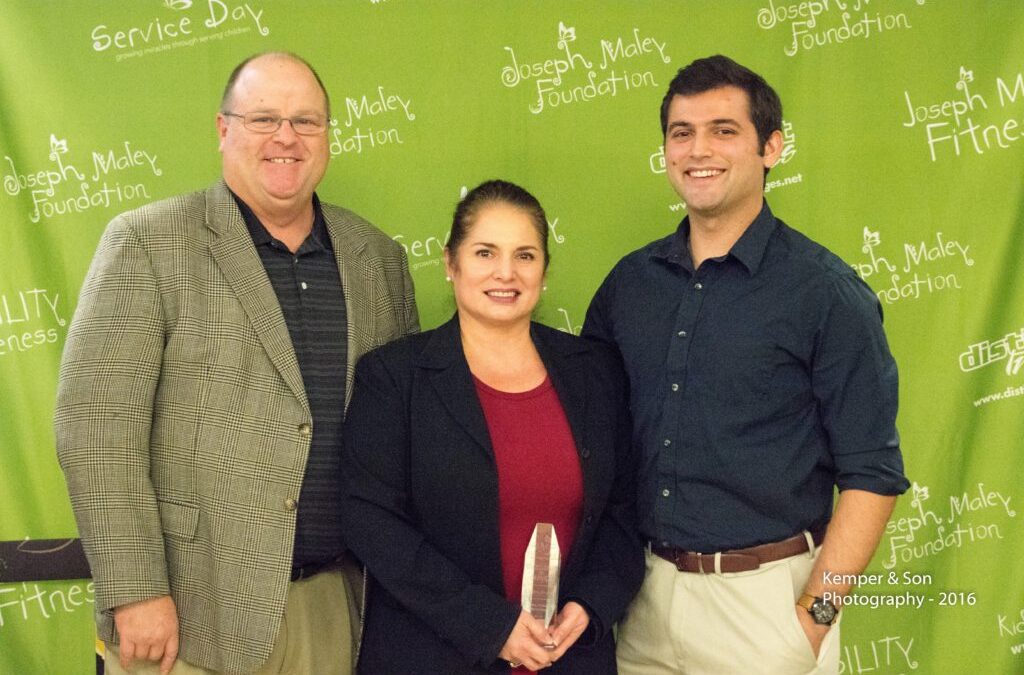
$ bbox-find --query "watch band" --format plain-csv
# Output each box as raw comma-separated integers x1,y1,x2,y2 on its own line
797,593,838,625
796,593,817,612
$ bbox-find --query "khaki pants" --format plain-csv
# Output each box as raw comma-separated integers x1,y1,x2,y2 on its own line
105,565,356,675
617,546,841,675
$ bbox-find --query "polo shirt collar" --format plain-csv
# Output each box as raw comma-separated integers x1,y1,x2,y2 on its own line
230,190,332,253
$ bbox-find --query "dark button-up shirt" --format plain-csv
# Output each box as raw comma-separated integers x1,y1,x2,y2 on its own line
583,203,909,552
233,193,349,567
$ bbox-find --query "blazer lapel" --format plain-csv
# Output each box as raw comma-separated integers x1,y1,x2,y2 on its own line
535,328,589,459
322,207,378,408
421,318,495,460
534,327,596,578
204,182,309,411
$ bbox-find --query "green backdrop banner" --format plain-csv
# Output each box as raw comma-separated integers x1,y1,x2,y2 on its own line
2,2,1022,673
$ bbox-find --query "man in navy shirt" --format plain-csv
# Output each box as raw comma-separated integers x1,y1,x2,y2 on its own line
583,55,908,674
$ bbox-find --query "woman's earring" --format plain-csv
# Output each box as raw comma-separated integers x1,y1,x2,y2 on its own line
445,276,452,282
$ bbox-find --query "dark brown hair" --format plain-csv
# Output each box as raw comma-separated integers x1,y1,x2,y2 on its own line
447,180,549,269
660,54,782,153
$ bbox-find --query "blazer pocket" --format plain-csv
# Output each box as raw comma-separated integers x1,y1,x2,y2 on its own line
157,500,200,541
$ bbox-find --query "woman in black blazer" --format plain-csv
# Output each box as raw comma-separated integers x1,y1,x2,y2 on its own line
340,180,642,674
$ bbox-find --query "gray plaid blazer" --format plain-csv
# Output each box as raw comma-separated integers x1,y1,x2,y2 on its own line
55,181,419,674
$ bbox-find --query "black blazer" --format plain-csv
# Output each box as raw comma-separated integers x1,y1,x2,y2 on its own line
340,316,643,674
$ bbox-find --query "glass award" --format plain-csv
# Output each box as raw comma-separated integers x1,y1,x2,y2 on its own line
521,523,560,627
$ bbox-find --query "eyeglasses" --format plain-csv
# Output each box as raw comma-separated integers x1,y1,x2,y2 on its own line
222,111,328,136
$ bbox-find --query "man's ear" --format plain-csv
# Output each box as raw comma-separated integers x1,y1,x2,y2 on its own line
762,129,784,168
216,113,229,152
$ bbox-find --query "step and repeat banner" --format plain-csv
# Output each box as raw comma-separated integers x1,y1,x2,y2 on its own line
2,2,1022,673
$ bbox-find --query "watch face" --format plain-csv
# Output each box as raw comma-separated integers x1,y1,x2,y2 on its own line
811,599,838,624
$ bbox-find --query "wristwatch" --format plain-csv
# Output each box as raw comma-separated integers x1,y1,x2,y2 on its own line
797,593,838,625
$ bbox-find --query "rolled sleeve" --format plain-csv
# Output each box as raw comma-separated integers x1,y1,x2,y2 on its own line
812,273,909,496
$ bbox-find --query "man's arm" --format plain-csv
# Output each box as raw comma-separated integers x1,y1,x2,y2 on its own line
797,489,897,652
798,272,910,653
399,246,420,335
55,215,177,671
580,267,617,347
113,596,180,674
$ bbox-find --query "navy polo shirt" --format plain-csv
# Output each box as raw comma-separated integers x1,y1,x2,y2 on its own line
233,192,349,567
583,202,909,552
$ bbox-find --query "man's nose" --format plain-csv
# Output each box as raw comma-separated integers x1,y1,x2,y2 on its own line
272,119,300,141
690,130,712,157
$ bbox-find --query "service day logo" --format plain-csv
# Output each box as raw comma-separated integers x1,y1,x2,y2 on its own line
902,66,1024,162
756,0,927,57
500,22,670,115
3,135,163,224
91,0,270,62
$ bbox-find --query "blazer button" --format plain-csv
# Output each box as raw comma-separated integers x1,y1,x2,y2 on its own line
298,423,311,437
284,498,298,511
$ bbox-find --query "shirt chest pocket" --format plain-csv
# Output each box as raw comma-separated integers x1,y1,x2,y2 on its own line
702,341,775,405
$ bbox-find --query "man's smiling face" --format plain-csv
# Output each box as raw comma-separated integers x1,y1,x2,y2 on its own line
663,85,780,223
217,55,329,218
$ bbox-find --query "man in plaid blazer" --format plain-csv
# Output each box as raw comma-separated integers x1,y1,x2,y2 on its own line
55,52,418,674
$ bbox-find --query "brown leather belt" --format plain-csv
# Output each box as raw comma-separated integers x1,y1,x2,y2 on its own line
651,525,826,574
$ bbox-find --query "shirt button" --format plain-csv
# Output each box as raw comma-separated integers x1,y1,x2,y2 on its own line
585,514,594,525
284,498,298,511
662,489,671,497
677,330,687,337
694,282,703,290
580,447,591,459
301,282,308,290
298,423,311,437
671,383,679,392
663,439,671,447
